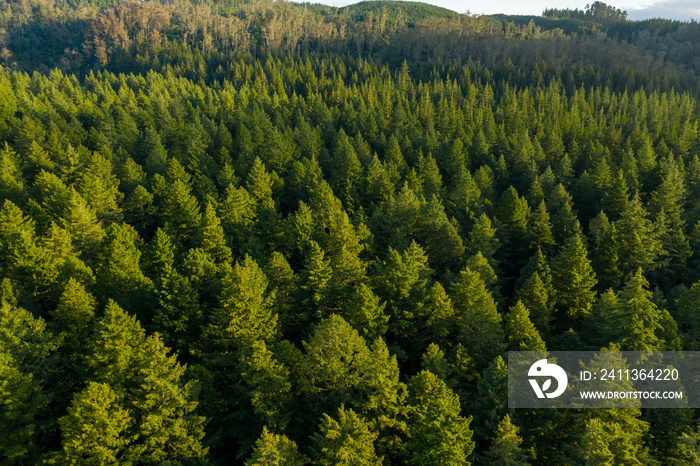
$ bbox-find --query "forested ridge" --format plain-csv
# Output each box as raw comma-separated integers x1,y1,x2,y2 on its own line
2,0,700,464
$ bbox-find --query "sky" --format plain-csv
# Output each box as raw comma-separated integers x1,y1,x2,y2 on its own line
304,0,700,21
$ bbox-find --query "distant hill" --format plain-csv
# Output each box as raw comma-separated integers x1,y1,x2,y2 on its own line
338,1,459,26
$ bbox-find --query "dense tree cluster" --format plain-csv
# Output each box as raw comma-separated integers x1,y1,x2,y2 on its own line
1,0,700,464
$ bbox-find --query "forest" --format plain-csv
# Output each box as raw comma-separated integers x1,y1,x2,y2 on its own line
1,0,700,464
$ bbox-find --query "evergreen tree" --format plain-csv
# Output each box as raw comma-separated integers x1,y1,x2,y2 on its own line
240,341,293,433
484,415,529,466
527,200,555,254
198,201,232,265
614,268,671,351
496,186,529,240
86,300,208,463
515,271,553,335
594,224,622,291
207,256,277,351
343,283,389,342
548,183,579,245
162,180,202,245
141,228,175,278
61,189,105,255
552,234,597,320
450,267,504,368
246,427,307,466
59,382,132,465
312,405,382,466
373,242,432,336
51,277,96,347
503,301,546,351
96,223,153,318
406,371,474,465
151,266,201,356
603,170,629,221
300,241,333,317
579,419,615,466
468,213,500,265
616,192,663,276
0,302,57,464
0,143,24,203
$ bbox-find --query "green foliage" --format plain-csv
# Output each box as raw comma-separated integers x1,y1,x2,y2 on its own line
207,256,278,350
614,268,678,351
85,300,207,463
450,267,504,368
484,415,529,466
406,371,475,465
246,427,307,466
503,300,546,351
60,382,132,465
312,405,382,466
552,234,597,320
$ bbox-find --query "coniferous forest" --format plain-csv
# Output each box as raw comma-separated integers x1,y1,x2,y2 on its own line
2,0,700,463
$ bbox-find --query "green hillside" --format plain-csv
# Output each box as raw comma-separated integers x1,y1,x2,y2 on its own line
339,0,459,24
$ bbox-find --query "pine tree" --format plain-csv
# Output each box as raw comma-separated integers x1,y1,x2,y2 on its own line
496,186,529,239
418,154,443,200
575,347,651,464
616,192,663,275
198,201,232,264
614,268,669,351
364,154,394,206
450,267,504,368
239,341,293,433
421,282,455,347
552,234,597,320
51,277,96,347
527,200,555,254
162,180,202,246
0,201,43,295
0,303,56,464
247,157,276,212
580,419,615,466
603,170,629,221
78,152,123,224
312,405,382,466
465,252,500,301
59,382,132,465
471,355,509,442
96,223,153,318
406,371,474,465
548,183,579,245
468,213,500,265
343,283,389,342
151,266,201,356
61,189,105,255
299,315,406,455
373,242,432,335
141,228,175,278
265,252,300,334
131,335,208,463
503,301,546,351
0,143,24,203
300,241,332,317
207,256,278,350
246,427,307,466
594,224,622,291
516,272,553,335
484,415,529,466
86,300,208,463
